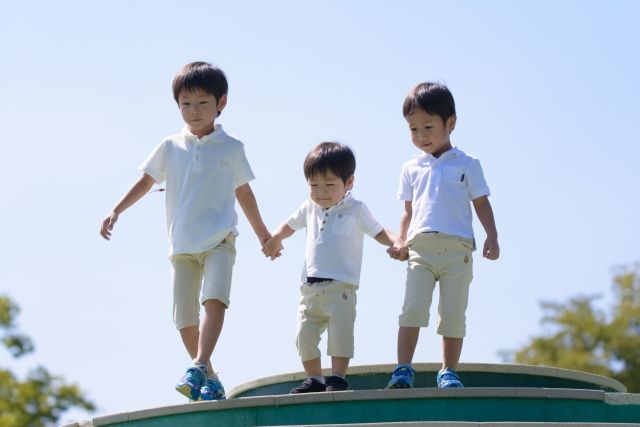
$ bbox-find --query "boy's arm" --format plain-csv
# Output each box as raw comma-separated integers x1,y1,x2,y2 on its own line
100,173,155,240
373,228,397,247
472,195,500,260
262,222,295,260
235,183,271,245
387,201,412,261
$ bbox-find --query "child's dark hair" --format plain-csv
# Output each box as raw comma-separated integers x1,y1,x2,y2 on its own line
403,82,456,124
172,62,228,106
303,142,356,184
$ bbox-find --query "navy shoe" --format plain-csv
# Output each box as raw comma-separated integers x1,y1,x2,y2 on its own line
290,377,326,394
325,375,348,391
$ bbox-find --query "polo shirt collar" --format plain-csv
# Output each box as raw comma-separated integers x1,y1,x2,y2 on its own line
417,146,461,165
314,192,354,211
182,123,226,143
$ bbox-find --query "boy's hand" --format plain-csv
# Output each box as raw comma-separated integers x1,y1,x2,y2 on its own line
387,240,409,261
262,237,283,260
100,212,119,240
483,236,500,260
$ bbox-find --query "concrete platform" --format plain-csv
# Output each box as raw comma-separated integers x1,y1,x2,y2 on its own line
62,364,640,426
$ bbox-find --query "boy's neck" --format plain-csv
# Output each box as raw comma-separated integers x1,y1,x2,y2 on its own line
190,122,217,139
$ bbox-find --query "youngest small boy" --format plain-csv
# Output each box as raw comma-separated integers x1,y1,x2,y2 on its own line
263,142,396,392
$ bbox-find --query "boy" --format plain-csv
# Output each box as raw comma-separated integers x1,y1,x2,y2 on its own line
386,82,499,389
99,61,270,401
263,142,396,393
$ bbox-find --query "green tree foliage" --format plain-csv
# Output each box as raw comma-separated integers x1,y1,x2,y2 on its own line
505,263,640,392
0,295,95,427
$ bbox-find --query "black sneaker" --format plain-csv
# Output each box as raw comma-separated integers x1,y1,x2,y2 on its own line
290,377,326,394
325,375,348,391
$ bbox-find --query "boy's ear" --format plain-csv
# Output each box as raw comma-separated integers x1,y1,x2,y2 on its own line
345,175,355,191
217,95,228,114
447,115,457,134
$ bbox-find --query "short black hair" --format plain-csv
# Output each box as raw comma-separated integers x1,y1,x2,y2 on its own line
303,142,356,184
403,82,456,124
172,61,228,105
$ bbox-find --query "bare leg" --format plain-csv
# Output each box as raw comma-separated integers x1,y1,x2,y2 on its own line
194,299,226,374
179,325,214,374
397,326,420,365
302,357,322,377
442,336,463,370
331,357,350,377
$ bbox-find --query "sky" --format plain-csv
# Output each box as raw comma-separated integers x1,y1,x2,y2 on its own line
1,0,639,425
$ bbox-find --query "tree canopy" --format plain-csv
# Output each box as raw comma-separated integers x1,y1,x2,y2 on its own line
505,263,640,392
0,295,95,427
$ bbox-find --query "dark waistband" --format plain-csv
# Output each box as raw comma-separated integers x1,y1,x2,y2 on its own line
306,277,334,284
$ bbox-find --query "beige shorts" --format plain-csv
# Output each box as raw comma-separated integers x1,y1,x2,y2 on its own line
399,232,473,338
296,280,357,361
170,234,236,330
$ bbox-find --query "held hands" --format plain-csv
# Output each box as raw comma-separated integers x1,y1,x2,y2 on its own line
387,239,409,261
262,236,283,261
483,236,500,260
100,211,119,240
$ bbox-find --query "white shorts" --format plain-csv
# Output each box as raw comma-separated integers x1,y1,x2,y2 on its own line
170,234,236,330
399,232,473,338
296,280,357,361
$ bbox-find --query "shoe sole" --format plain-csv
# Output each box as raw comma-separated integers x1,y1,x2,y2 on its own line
386,382,413,389
176,384,199,400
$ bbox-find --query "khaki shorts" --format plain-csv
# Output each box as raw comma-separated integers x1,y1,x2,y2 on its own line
296,280,357,361
399,232,473,338
170,234,236,330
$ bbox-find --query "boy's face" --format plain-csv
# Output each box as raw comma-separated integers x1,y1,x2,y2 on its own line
406,109,456,158
178,88,227,138
308,171,354,209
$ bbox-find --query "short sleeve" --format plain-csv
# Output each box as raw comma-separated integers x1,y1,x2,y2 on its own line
466,158,490,200
397,164,413,201
286,200,309,231
357,202,384,237
233,144,255,189
139,141,166,184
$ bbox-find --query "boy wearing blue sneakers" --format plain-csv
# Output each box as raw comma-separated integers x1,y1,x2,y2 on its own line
100,62,271,400
387,82,500,389
263,142,397,393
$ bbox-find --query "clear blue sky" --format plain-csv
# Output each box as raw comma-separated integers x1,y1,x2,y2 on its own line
1,1,638,424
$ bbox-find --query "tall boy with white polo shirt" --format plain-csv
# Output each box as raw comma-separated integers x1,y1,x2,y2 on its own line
100,62,270,401
386,82,500,389
262,142,397,393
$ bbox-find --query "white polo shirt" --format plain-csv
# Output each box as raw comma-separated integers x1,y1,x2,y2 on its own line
398,147,490,243
140,124,254,256
287,193,383,287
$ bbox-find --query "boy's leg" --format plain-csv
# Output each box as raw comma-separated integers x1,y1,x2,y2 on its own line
302,357,322,377
195,299,226,366
330,356,349,378
397,326,420,365
197,235,236,369
435,235,473,388
442,336,463,370
172,254,210,399
291,285,329,394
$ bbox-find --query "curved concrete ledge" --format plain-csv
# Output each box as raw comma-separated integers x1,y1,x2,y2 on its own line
228,363,625,398
63,387,640,426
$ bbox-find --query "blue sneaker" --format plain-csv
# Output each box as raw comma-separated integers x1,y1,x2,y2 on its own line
200,376,226,401
437,367,464,388
385,364,415,389
175,364,207,400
